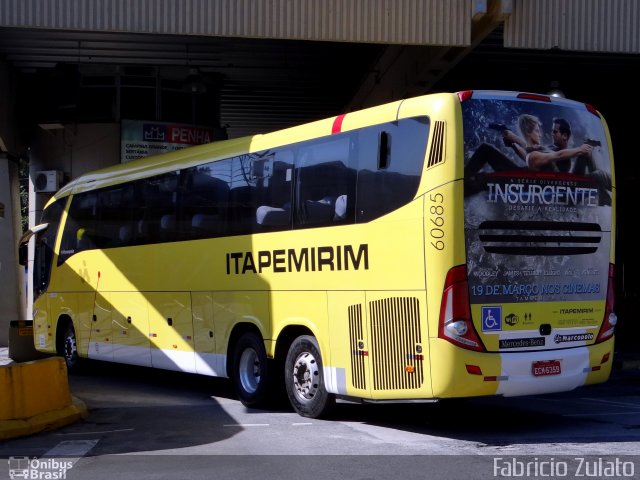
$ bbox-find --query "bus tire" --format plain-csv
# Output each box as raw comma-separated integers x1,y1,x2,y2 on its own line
61,322,82,373
232,331,271,408
285,335,335,418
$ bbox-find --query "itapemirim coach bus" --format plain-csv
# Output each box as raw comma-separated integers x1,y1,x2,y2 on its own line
19,90,617,418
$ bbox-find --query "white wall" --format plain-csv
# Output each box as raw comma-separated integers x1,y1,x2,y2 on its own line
29,124,120,239
29,123,121,228
29,123,121,179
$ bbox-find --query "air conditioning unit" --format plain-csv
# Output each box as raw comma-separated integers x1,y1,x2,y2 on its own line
34,170,64,193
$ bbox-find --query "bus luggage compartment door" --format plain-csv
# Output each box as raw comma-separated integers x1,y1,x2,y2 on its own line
147,292,196,373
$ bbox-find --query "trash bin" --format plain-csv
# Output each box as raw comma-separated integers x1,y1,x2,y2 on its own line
8,320,50,363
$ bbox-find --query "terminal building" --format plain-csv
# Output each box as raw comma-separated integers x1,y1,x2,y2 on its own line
0,0,639,354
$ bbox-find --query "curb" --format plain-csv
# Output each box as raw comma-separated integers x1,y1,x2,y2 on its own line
0,396,88,441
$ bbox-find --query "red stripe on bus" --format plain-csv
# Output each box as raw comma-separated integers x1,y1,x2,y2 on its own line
332,114,345,134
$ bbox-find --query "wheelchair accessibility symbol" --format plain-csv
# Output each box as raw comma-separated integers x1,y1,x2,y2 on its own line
482,306,502,332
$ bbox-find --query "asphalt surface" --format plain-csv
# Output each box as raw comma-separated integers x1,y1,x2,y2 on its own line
1,345,639,444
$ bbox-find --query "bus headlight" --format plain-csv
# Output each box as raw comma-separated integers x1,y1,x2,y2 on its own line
608,312,617,326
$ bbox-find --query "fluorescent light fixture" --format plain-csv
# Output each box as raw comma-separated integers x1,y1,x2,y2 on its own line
547,81,565,98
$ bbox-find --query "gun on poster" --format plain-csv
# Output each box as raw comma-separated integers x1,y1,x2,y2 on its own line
489,122,509,132
490,122,602,148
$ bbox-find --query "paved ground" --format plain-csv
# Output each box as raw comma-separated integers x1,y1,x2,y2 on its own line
4,347,640,370
1,343,638,442
2,345,640,369
1,344,638,401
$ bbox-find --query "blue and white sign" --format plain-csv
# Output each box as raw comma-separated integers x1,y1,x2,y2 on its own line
481,306,502,332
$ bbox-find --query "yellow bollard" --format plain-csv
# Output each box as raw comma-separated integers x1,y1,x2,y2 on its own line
0,357,86,440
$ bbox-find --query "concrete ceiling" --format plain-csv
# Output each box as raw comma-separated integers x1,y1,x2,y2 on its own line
0,27,384,138
1,24,640,145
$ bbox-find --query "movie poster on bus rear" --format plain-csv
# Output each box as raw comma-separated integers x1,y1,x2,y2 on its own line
461,95,613,305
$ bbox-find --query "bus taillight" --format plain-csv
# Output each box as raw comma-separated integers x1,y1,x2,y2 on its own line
596,263,617,343
457,90,474,102
585,103,601,117
516,92,551,102
438,265,486,352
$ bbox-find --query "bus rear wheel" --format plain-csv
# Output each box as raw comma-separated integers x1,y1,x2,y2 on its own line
285,335,335,418
232,331,271,408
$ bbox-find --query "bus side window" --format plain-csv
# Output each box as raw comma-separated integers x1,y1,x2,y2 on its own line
228,156,260,235
294,136,355,228
34,198,64,290
131,179,157,245
355,117,428,222
60,191,98,257
76,227,94,250
95,184,134,248
228,185,255,234
135,171,181,244
255,150,293,229
182,165,230,239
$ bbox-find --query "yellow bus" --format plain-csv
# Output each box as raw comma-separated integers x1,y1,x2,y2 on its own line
20,90,617,418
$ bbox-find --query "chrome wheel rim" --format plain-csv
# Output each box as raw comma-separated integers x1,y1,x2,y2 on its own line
292,351,319,401
64,331,77,363
238,348,261,394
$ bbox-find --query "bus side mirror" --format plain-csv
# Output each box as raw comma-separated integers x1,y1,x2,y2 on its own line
18,242,27,266
17,223,48,267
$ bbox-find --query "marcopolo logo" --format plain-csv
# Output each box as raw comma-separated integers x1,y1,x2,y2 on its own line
554,333,594,344
8,457,73,479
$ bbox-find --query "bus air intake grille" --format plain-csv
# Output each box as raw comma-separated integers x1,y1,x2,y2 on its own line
478,220,602,256
369,297,423,391
348,303,367,390
427,121,445,168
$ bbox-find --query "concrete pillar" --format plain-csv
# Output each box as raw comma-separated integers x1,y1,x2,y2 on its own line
0,59,24,347
0,155,25,346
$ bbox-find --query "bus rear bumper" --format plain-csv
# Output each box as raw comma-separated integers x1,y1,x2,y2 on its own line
496,338,614,397
430,337,614,399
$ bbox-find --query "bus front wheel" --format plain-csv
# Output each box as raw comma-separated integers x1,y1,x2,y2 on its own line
232,332,271,408
285,335,335,418
61,322,82,373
